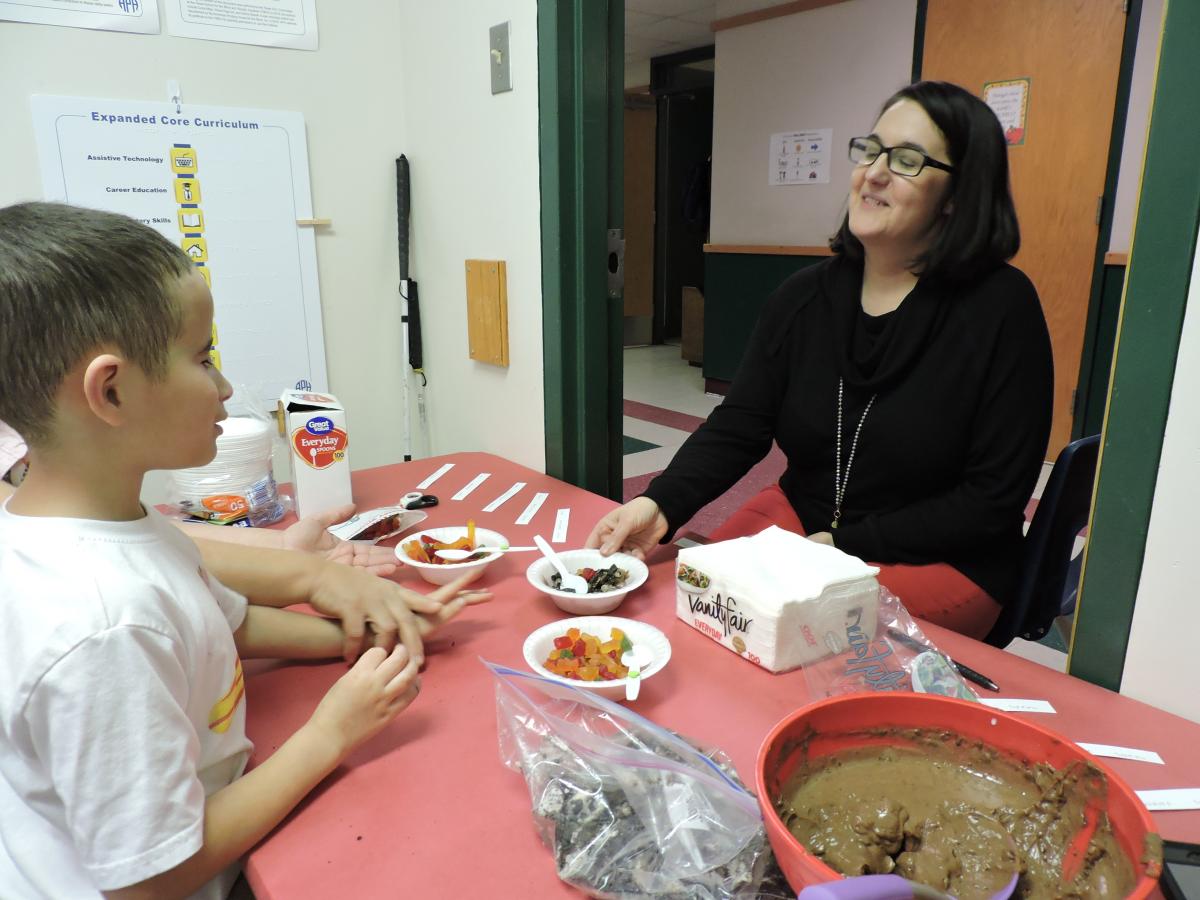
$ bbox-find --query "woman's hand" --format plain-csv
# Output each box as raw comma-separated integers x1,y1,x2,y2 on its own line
807,531,835,546
584,496,668,560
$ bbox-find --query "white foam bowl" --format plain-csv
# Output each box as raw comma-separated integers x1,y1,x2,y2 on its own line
394,526,509,585
523,615,671,701
525,549,649,614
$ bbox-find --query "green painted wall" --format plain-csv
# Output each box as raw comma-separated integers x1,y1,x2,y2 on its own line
702,253,827,382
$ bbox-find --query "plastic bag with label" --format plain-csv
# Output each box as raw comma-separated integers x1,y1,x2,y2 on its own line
485,660,792,899
800,585,978,701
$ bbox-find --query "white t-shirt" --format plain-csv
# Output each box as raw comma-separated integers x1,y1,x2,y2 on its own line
0,502,252,899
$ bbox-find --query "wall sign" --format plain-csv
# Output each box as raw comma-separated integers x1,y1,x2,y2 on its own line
983,78,1031,146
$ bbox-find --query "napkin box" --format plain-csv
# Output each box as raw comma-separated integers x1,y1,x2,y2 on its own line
674,526,881,673
278,390,351,519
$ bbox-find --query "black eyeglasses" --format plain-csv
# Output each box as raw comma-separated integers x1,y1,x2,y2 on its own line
848,136,955,177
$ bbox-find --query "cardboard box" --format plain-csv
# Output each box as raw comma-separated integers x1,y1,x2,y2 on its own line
278,390,351,519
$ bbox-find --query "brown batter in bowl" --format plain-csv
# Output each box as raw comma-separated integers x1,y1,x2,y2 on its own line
776,734,1135,898
756,696,1162,899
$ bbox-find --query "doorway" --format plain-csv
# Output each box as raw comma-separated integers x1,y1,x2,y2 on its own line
921,0,1127,457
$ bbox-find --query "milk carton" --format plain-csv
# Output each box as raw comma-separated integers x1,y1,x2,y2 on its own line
278,390,351,519
675,526,880,673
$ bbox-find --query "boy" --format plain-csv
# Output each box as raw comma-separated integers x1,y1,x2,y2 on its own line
0,203,480,898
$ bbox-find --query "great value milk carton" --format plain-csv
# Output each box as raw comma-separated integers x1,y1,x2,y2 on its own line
278,390,351,519
675,526,880,673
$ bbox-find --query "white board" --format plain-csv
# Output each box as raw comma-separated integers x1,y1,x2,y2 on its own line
32,94,327,407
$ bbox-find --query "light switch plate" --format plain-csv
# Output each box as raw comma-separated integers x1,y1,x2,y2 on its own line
490,21,512,94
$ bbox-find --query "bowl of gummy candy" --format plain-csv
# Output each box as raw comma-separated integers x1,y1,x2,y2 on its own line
522,616,671,701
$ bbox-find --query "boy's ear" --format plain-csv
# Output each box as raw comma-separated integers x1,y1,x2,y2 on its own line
81,353,131,427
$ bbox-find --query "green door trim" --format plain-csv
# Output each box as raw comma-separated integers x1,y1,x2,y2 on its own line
538,0,623,498
1074,0,1143,439
1069,0,1200,689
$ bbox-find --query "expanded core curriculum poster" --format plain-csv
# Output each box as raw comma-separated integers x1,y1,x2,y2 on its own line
32,95,328,406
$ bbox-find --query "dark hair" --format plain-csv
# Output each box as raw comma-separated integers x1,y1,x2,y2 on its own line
830,80,1020,283
0,202,191,445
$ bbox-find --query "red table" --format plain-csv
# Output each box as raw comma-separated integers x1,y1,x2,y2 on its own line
244,452,1200,898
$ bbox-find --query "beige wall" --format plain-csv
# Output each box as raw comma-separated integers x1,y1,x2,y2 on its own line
0,0,545,500
1120,236,1200,724
1109,0,1165,255
709,0,916,246
395,0,544,470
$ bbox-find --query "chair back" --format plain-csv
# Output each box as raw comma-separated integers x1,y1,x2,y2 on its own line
985,434,1101,647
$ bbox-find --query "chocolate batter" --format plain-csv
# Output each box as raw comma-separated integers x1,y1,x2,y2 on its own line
775,731,1138,898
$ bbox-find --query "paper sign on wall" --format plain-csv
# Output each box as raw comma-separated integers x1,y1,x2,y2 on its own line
164,0,318,50
983,78,1030,146
32,95,327,408
0,0,159,34
769,129,832,186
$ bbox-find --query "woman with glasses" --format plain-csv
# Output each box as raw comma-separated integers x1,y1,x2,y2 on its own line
586,81,1053,640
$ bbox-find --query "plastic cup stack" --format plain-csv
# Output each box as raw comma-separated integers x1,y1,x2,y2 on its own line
171,417,284,526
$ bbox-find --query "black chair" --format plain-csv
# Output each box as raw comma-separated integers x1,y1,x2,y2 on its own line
985,434,1101,648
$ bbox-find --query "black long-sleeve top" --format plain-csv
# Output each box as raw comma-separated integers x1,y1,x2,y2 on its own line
642,255,1054,608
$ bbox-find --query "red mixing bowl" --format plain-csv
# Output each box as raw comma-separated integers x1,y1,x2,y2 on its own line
755,693,1162,898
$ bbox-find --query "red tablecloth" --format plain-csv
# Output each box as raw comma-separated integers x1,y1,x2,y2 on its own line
243,453,1200,899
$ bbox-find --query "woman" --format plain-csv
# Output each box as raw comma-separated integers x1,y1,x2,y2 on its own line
586,81,1053,639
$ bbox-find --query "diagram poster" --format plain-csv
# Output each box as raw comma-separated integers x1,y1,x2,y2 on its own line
32,94,328,407
769,129,833,185
164,0,317,50
0,0,159,34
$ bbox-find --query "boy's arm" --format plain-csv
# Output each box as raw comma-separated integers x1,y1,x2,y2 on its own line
232,605,344,660
174,503,399,576
193,537,452,666
103,645,420,900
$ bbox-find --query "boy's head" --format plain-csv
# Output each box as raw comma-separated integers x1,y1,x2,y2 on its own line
0,202,231,468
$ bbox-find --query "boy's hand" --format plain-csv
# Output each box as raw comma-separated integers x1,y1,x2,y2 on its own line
308,563,489,665
306,646,420,760
281,503,399,576
412,588,491,637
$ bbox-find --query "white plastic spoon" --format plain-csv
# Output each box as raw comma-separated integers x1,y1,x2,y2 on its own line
434,545,537,561
533,535,589,594
621,646,653,701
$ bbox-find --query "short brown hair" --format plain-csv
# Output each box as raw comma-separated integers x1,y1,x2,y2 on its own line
0,202,192,445
831,81,1020,284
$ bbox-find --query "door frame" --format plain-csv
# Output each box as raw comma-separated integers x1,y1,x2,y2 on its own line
1069,0,1200,690
538,0,623,498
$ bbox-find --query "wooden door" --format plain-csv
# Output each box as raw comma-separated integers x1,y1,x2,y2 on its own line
623,101,655,320
923,0,1126,456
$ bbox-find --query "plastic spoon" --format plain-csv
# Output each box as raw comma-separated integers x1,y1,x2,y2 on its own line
533,535,589,594
621,646,653,701
434,545,537,561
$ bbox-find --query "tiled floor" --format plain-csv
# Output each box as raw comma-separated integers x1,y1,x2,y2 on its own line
622,343,1071,673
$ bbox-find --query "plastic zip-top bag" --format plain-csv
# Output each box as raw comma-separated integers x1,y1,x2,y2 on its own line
485,660,792,899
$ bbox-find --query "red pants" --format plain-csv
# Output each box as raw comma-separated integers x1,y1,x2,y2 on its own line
707,484,1001,640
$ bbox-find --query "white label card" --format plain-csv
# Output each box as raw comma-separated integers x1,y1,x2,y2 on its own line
553,509,570,543
515,492,549,525
1077,743,1164,765
979,698,1057,714
1135,789,1200,811
482,482,526,513
452,473,490,501
416,463,454,490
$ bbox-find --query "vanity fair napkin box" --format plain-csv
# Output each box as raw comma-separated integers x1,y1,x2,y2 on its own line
278,390,351,519
674,526,881,673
